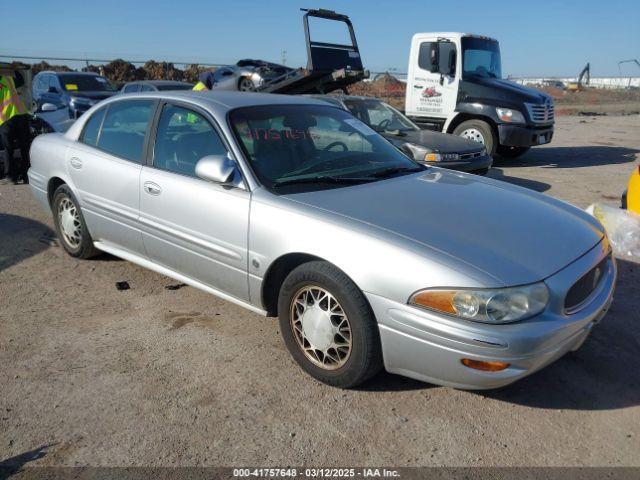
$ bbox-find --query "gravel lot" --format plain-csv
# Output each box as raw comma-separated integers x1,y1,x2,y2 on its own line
1,115,639,468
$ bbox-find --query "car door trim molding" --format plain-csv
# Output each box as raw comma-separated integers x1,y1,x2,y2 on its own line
138,215,243,261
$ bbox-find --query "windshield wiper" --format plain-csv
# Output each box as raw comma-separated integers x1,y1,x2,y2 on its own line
367,166,425,178
272,175,374,188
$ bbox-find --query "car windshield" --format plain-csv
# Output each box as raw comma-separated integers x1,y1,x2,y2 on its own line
462,37,502,79
343,99,419,133
230,104,424,193
59,74,117,92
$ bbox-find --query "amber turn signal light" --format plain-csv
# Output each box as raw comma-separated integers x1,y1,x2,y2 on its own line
461,358,510,372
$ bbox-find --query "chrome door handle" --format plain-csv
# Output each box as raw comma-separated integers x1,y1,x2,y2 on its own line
69,157,82,169
143,181,162,195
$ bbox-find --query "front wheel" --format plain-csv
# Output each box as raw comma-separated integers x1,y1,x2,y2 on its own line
496,146,530,159
277,261,383,388
453,119,497,156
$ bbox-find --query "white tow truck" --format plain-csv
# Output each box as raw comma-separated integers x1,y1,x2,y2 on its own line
404,33,555,157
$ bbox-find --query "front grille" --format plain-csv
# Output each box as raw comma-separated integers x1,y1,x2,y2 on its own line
564,254,610,312
525,101,555,125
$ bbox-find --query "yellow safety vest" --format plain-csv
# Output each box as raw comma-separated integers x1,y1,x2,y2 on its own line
193,81,208,91
0,75,28,126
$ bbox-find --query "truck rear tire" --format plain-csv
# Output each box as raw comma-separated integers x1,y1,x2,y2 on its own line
453,120,497,156
497,146,530,159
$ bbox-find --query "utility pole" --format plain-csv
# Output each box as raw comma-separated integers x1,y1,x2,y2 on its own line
281,50,287,66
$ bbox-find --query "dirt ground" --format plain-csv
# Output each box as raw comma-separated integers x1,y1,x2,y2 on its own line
1,115,640,469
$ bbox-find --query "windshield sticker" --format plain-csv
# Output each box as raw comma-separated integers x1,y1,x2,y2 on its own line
343,118,377,136
96,77,108,83
65,84,78,90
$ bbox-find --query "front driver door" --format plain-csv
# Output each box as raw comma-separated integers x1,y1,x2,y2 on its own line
139,102,250,301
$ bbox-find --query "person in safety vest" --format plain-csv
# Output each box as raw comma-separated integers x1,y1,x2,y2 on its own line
193,71,216,91
0,66,31,184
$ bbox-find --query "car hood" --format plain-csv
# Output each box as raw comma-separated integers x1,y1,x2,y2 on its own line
384,129,484,154
285,170,604,286
68,91,117,101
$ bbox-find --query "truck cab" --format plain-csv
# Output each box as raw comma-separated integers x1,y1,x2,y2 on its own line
405,33,554,158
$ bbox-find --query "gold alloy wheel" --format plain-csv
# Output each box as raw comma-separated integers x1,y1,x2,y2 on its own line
290,285,352,370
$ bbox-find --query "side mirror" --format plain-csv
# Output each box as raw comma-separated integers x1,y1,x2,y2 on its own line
41,103,58,112
195,154,238,185
428,43,439,73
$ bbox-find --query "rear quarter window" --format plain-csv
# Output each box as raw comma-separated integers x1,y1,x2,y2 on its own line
80,107,107,146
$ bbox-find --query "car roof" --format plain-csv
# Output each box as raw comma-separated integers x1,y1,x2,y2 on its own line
128,90,331,109
125,80,193,86
308,94,384,103
65,91,333,139
37,71,99,77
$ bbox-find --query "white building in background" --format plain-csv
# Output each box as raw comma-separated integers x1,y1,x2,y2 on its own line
509,77,640,89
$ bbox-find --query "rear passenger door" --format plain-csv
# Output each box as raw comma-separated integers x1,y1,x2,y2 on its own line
139,102,250,301
66,99,156,255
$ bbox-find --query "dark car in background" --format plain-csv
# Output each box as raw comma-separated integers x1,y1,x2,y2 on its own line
120,80,194,93
311,95,493,175
32,71,118,119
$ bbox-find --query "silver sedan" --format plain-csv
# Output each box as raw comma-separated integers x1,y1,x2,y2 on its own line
28,91,616,389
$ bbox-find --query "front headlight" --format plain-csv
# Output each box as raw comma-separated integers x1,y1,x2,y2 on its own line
409,283,549,324
495,107,526,124
403,142,441,162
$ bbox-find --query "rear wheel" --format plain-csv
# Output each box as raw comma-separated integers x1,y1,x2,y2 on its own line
52,184,98,259
496,145,530,159
453,119,497,156
277,261,383,388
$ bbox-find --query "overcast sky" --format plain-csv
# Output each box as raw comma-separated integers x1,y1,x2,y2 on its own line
1,0,639,77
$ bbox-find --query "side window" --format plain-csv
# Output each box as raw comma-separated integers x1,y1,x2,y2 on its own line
48,75,60,92
438,42,457,75
123,84,139,93
153,104,227,178
140,84,155,92
417,42,434,71
97,100,154,163
80,107,107,146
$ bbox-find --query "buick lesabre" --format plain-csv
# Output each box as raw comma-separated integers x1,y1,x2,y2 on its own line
28,91,616,389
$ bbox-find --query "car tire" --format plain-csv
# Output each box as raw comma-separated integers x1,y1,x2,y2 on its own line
51,184,98,259
238,77,256,92
496,146,530,159
453,119,497,156
277,261,383,388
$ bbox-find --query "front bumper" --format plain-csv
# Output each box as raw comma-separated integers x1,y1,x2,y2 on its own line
423,154,493,174
498,124,554,147
367,240,616,389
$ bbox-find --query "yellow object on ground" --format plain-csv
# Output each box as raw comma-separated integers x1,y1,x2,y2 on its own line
627,166,640,214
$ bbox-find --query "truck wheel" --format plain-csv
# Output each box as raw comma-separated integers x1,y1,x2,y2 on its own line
453,120,496,156
497,146,530,159
277,261,383,388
